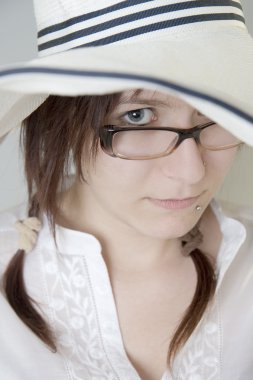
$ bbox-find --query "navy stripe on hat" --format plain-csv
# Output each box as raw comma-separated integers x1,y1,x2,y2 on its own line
38,0,243,38
39,13,245,51
37,0,245,53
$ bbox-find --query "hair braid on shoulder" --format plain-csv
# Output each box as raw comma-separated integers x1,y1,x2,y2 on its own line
3,195,57,352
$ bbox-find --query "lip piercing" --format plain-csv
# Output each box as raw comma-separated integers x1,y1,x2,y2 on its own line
196,205,202,211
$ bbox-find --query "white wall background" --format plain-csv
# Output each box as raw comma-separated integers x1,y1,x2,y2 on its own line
0,0,253,211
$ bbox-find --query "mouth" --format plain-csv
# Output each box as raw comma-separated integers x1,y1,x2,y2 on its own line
147,193,203,210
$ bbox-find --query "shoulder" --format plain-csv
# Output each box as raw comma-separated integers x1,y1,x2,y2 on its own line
0,203,28,276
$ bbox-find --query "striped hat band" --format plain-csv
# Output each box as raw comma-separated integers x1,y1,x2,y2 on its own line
35,0,245,57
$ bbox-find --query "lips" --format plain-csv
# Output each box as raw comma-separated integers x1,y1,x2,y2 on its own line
147,194,201,210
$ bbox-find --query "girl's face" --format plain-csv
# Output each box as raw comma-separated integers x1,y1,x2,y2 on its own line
80,89,239,240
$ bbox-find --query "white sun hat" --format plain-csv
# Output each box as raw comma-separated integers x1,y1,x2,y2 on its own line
0,0,253,145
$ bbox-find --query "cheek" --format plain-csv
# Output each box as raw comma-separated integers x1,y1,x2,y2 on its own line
86,150,152,193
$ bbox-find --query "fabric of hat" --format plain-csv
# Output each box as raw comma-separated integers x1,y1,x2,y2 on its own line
0,0,253,146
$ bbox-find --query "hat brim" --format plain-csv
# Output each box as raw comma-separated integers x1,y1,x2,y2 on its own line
1,28,253,146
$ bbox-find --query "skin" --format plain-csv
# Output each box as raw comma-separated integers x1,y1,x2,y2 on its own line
58,89,239,379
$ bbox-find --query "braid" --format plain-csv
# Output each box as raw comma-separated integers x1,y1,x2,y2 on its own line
3,196,57,351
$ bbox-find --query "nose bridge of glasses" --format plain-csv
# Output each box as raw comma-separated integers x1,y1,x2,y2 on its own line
178,127,201,146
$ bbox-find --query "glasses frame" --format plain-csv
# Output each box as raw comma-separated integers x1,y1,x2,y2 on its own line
99,121,242,160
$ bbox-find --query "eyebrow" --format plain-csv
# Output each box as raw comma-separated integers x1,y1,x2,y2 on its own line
117,97,176,109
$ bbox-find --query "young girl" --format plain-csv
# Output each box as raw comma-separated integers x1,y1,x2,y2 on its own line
0,1,253,380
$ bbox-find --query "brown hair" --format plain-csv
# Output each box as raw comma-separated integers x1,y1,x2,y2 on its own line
3,94,217,374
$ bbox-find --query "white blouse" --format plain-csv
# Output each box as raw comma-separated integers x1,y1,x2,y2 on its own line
0,200,252,380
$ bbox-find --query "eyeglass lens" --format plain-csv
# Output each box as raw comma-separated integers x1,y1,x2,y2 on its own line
112,124,240,158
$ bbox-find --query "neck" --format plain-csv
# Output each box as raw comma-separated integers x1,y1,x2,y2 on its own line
57,184,191,275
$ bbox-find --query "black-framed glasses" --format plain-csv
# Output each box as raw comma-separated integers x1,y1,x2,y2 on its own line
99,121,242,160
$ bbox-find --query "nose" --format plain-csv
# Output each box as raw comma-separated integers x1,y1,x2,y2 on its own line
159,138,206,184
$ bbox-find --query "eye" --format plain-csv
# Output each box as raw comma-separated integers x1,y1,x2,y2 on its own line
122,108,155,125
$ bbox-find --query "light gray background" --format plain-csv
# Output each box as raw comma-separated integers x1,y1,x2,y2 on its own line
0,0,252,211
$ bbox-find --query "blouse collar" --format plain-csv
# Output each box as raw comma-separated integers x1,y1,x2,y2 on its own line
211,199,246,291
